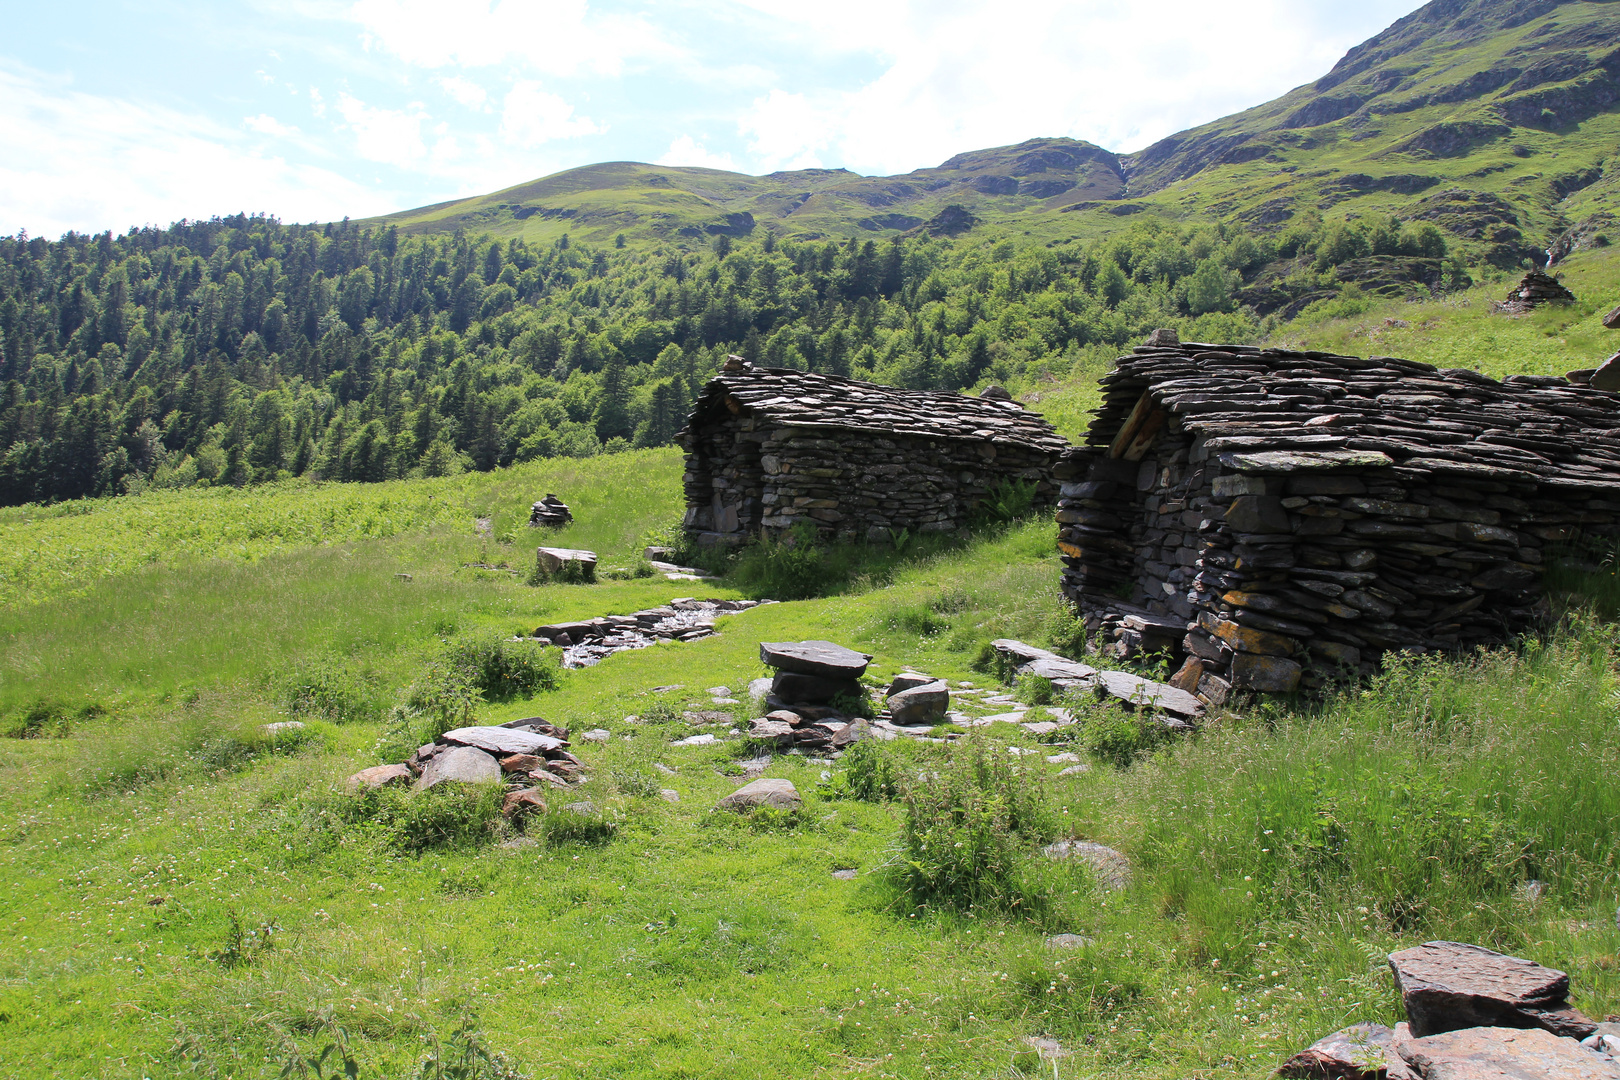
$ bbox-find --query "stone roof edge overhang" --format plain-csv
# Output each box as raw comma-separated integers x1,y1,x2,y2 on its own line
1074,342,1620,495
680,366,1070,455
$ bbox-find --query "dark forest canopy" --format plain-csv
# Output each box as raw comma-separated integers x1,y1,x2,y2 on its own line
0,211,1454,507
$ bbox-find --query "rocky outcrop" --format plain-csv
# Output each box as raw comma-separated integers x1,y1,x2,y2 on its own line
679,359,1066,546
1388,941,1597,1040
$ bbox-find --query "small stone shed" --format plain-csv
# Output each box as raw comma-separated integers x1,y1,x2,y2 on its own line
679,359,1068,545
1055,331,1620,705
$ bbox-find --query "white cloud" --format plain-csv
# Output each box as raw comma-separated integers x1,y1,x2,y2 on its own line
725,0,1419,174
345,0,682,76
0,65,386,238
436,75,488,110
336,92,430,166
655,135,738,172
499,80,603,147
244,113,300,138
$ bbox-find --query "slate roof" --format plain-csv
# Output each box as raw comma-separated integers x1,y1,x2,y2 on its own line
1085,342,1620,493
683,365,1069,452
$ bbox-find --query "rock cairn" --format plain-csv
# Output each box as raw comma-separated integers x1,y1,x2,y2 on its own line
747,640,875,754
529,494,573,527
348,718,587,820
679,358,1067,546
1058,332,1620,703
1281,941,1617,1078
529,598,770,668
1496,268,1577,314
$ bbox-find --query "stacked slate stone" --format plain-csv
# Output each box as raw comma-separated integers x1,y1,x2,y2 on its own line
529,494,573,527
747,640,874,753
1057,330,1620,704
1497,268,1577,313
348,719,587,819
530,598,768,667
679,357,1068,546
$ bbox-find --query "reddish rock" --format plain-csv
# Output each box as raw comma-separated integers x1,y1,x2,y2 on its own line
346,763,412,792
1277,1023,1415,1079
501,788,548,818
499,753,546,773
1393,1024,1620,1079
1388,941,1597,1039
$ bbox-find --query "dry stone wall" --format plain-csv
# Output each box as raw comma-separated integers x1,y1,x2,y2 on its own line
681,359,1067,545
1059,334,1620,704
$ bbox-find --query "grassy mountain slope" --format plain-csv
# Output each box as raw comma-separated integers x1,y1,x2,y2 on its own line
368,0,1620,273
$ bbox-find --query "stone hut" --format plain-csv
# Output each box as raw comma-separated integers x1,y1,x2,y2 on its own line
1056,330,1620,705
679,358,1068,545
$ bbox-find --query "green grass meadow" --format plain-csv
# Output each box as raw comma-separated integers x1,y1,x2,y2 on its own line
6,293,1620,1077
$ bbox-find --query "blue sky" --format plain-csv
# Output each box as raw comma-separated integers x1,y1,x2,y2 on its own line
1,0,1424,238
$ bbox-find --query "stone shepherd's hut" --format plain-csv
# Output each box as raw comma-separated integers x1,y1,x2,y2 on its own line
680,358,1068,546
1056,330,1620,706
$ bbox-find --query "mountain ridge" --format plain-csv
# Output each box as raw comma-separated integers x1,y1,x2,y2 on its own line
365,0,1620,270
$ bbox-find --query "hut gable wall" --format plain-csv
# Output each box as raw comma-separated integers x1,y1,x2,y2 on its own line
680,362,1068,545
1057,337,1620,702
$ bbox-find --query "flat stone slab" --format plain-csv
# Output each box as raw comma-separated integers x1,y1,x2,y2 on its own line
1389,941,1596,1039
717,777,802,810
759,640,872,679
1057,764,1091,776
671,733,718,747
887,672,938,696
1394,1024,1620,1079
536,546,598,572
580,729,611,742
1043,840,1132,890
1279,1023,1415,1080
417,745,502,789
346,763,412,791
1093,670,1204,718
440,726,565,756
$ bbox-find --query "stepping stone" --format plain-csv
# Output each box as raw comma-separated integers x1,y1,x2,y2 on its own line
1022,721,1061,735
671,733,717,747
711,697,740,706
759,640,872,679
580,729,611,743
1394,1024,1619,1079
417,746,502,789
1043,840,1132,890
706,686,732,696
440,726,564,756
1279,1024,1414,1080
1046,752,1081,763
1388,941,1597,1039
980,711,1028,724
716,777,801,810
346,763,412,791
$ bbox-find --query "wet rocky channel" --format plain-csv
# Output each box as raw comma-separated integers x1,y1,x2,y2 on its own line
522,597,774,669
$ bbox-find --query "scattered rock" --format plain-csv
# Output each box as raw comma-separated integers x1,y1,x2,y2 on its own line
887,672,938,696
831,868,858,881
261,721,306,737
346,763,412,791
1020,1035,1069,1061
747,717,796,746
831,718,871,748
580,728,611,743
659,788,680,803
759,640,873,680
1278,1023,1415,1080
1043,840,1132,891
1388,940,1597,1039
536,546,597,577
417,746,502,789
671,733,718,747
1046,752,1081,763
1057,764,1091,777
501,788,548,818
747,677,774,700
499,836,539,850
1394,1024,1620,1079
654,762,676,775
1044,934,1095,950
498,753,546,774
716,777,802,810
563,801,599,815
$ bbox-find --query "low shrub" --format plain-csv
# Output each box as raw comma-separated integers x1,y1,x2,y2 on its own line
731,522,826,600
1015,673,1055,706
285,659,389,724
1069,699,1178,768
970,477,1040,527
539,806,617,846
896,735,1056,912
3,697,103,739
826,739,902,802
530,556,595,586
373,783,507,853
445,632,560,701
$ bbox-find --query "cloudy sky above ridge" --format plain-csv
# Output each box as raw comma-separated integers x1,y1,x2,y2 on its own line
2,0,1422,239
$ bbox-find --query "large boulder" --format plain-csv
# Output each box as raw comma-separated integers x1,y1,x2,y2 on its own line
1043,840,1132,891
888,680,949,726
717,777,802,810
1393,1024,1620,1079
536,546,597,578
1278,1023,1415,1079
416,746,502,789
759,640,872,679
1388,941,1597,1039
440,726,565,756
